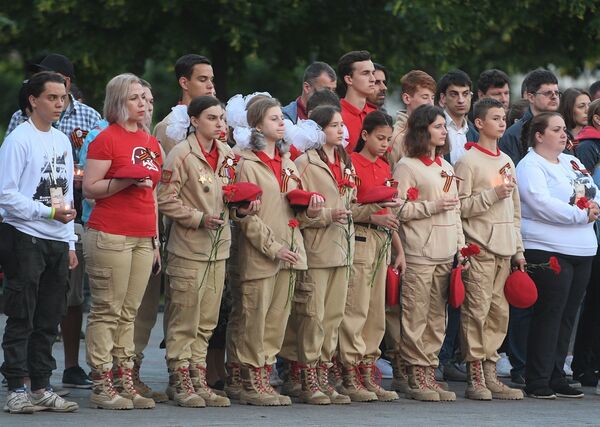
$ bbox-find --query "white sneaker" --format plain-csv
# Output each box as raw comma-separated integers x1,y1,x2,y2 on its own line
29,388,79,412
496,353,513,378
376,359,393,379
4,388,35,414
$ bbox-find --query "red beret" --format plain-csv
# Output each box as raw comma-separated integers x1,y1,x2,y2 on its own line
504,270,538,308
357,185,398,204
111,164,151,180
286,189,325,208
386,266,400,306
222,182,262,204
448,265,465,308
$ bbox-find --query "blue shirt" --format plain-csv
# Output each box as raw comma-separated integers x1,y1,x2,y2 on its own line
79,119,109,224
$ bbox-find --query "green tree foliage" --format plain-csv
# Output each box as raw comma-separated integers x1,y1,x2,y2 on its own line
1,0,599,125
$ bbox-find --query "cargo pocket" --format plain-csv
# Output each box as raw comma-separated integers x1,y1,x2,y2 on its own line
166,265,198,307
241,282,259,311
87,265,113,308
3,278,28,319
353,227,369,265
293,280,316,316
96,231,127,251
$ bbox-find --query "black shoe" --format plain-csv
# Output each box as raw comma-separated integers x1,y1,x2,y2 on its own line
159,338,166,349
511,373,526,388
62,366,93,389
552,384,584,398
568,378,582,389
574,371,598,387
525,386,556,399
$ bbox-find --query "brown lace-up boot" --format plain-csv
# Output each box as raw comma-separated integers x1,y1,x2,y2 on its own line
483,361,523,400
465,361,492,401
317,363,350,404
189,365,231,407
406,366,440,402
239,365,281,406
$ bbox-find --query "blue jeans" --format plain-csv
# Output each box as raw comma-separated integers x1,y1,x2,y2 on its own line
439,306,461,365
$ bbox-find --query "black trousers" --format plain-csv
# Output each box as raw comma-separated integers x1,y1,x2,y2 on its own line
0,227,69,390
571,247,600,378
525,249,593,390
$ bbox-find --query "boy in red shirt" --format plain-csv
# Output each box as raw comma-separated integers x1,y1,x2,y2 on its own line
337,50,376,153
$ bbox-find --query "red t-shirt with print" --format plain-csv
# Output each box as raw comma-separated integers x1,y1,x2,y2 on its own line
87,123,162,237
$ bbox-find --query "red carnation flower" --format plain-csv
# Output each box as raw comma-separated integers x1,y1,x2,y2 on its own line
460,243,481,258
576,197,590,210
406,187,419,201
288,219,300,228
549,256,561,275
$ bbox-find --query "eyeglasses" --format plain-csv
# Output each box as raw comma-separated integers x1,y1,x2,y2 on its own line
534,90,562,98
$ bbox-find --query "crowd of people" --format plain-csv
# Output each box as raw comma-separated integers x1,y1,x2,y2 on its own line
1,50,600,414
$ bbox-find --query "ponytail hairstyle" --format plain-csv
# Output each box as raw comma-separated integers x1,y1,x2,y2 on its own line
354,110,393,153
527,112,563,148
246,97,289,153
404,104,448,158
308,105,353,170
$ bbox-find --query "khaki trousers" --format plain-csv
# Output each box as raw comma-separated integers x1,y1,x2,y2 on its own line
84,229,153,369
399,262,451,367
165,254,225,370
338,226,387,365
460,250,510,363
236,269,294,368
384,305,401,359
133,272,162,360
225,223,242,365
281,267,349,366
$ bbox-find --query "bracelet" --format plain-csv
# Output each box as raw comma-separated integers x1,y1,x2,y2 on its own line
49,207,56,219
107,178,113,194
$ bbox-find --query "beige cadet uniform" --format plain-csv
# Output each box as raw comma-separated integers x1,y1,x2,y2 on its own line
157,134,234,370
454,146,524,363
393,157,465,368
278,150,356,367
233,149,311,369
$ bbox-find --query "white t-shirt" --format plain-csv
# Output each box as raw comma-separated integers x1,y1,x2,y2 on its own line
0,120,76,249
516,149,598,256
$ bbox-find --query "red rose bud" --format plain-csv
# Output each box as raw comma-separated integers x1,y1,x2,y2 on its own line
549,256,561,275
576,196,590,210
406,187,419,201
288,219,300,228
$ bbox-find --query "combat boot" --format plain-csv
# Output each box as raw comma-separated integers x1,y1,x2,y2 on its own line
406,366,440,402
483,361,523,400
239,365,280,406
189,365,231,407
339,365,378,402
465,360,492,401
358,362,399,402
317,363,350,404
425,366,456,401
115,367,155,409
298,365,330,405
89,365,133,410
168,367,206,407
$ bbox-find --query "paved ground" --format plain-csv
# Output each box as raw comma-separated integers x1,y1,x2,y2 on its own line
1,313,600,426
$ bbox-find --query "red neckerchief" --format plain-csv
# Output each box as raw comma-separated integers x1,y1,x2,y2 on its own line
464,142,500,157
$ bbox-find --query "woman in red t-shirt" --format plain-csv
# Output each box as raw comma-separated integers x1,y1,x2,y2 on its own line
82,73,162,410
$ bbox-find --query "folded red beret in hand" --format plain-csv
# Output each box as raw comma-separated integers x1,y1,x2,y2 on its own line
287,189,325,208
357,185,398,204
386,266,400,306
222,182,263,204
449,265,465,308
111,164,151,180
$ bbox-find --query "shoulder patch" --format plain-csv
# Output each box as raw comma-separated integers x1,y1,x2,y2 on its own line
161,170,173,183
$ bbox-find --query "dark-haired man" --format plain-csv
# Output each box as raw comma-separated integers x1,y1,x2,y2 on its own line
499,69,559,165
282,62,337,124
0,72,79,414
367,63,388,110
438,70,479,165
154,54,215,155
337,50,376,153
477,69,511,111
